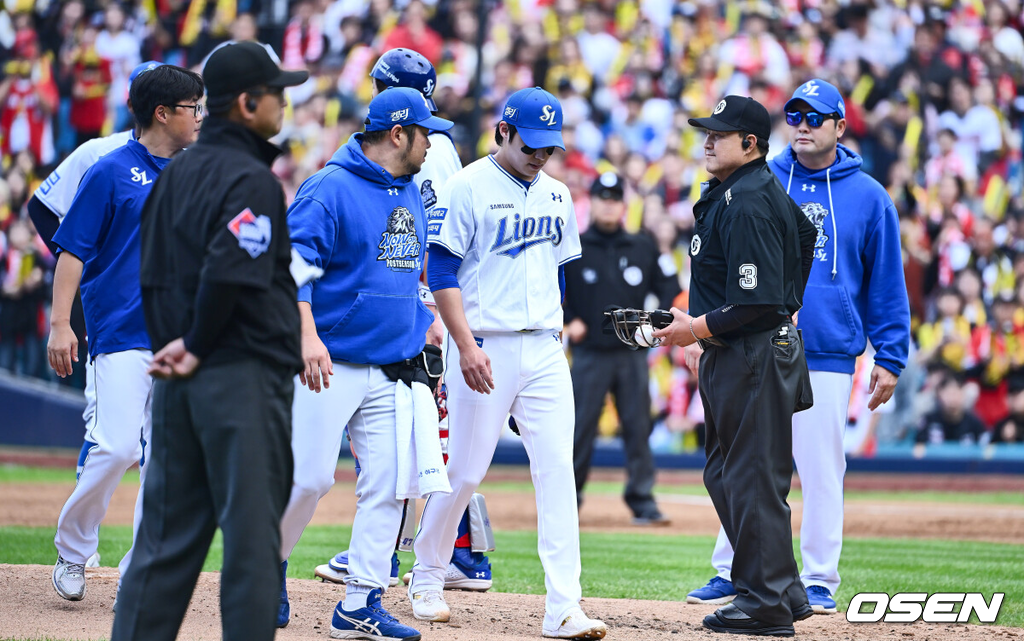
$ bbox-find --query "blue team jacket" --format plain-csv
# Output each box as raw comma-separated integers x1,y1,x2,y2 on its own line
288,134,433,365
769,144,910,375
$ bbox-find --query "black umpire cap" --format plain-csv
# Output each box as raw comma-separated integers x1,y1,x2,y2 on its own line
590,172,625,200
688,95,771,146
204,41,309,110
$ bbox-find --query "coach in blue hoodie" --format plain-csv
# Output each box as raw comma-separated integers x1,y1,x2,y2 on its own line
689,80,910,614
281,87,452,641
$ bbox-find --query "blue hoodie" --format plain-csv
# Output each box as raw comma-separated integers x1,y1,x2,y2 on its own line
769,143,910,375
288,134,433,365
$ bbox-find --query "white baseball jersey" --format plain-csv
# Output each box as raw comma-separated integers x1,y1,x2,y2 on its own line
34,130,134,221
428,156,581,332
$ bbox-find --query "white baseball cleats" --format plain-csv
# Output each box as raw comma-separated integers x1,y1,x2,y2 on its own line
408,589,451,622
542,608,607,639
53,555,86,601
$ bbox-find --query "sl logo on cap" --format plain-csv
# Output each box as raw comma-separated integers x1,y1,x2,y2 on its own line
540,105,557,126
713,100,727,115
802,80,820,96
390,108,410,122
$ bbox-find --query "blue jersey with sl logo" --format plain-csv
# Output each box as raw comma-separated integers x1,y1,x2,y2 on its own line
427,155,581,332
52,138,169,358
288,133,433,365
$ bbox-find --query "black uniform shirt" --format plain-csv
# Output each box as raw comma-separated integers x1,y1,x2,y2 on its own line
140,118,302,371
688,157,816,338
563,226,681,350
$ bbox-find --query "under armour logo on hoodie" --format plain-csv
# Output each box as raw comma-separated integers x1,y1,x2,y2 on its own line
802,184,816,192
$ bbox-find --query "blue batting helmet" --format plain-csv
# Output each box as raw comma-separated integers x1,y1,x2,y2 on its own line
370,48,438,111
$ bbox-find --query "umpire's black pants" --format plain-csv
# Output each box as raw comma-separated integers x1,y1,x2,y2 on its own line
699,323,809,625
111,357,294,641
572,345,658,516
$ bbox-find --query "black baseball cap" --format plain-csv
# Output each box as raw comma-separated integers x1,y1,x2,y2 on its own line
688,95,772,141
204,41,309,107
590,172,625,200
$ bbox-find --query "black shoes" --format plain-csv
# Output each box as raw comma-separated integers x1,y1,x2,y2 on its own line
792,601,814,621
702,604,795,637
631,509,670,526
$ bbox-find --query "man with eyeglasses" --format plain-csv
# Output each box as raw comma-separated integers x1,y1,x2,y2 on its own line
111,42,307,641
283,86,454,641
47,64,204,604
688,79,911,616
653,95,817,636
409,87,607,639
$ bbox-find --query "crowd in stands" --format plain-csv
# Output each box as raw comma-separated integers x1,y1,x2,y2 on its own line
1,0,1023,454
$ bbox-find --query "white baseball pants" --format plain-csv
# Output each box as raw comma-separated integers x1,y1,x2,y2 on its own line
711,370,852,595
280,363,404,598
412,331,583,630
55,349,153,577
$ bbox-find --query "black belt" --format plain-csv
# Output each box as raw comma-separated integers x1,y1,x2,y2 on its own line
697,336,728,350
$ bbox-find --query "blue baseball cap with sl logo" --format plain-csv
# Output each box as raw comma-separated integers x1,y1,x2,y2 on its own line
785,79,846,118
501,87,565,150
365,86,453,133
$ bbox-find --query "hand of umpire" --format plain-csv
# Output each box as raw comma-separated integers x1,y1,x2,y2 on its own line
651,307,697,348
683,343,703,378
867,364,898,411
460,342,494,395
300,331,333,393
47,321,79,378
149,338,201,379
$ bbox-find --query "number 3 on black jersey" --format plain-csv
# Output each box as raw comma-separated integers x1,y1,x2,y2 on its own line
739,264,757,289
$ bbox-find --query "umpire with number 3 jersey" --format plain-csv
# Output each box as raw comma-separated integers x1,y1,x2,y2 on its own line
651,95,817,636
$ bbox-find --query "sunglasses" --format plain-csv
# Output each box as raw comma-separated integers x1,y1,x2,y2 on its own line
169,104,203,118
785,111,840,128
521,145,556,156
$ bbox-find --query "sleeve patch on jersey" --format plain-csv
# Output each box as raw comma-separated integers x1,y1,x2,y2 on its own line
428,207,447,220
228,208,272,258
427,221,443,236
39,170,61,195
421,180,437,209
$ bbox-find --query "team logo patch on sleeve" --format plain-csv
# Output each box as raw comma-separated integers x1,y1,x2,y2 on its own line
228,208,272,258
420,179,437,209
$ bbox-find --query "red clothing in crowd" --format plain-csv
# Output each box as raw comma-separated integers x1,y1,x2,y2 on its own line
1,61,59,165
70,50,112,136
382,24,443,66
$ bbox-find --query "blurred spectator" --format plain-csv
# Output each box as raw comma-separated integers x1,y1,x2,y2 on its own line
68,25,111,147
282,0,325,70
94,3,140,132
993,377,1024,444
917,288,972,371
381,0,442,66
0,218,48,377
1,29,59,166
915,371,989,452
938,76,1003,176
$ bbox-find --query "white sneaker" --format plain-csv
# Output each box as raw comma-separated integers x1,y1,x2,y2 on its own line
53,556,86,601
400,563,492,591
408,589,450,622
85,552,101,568
543,609,607,639
314,563,348,584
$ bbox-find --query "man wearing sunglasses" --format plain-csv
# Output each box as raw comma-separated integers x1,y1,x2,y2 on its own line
653,95,818,636
411,87,606,639
690,80,910,617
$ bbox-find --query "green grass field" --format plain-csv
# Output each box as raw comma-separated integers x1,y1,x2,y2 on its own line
3,464,1022,628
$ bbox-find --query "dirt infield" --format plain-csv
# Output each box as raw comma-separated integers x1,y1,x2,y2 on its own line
2,565,1021,641
3,461,1023,639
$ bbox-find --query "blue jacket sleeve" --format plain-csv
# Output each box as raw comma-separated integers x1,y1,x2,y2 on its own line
287,196,336,304
427,243,462,291
559,264,566,302
51,166,114,262
863,200,911,375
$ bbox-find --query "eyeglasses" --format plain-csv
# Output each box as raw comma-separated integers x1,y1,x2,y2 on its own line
785,111,839,128
169,104,203,118
520,145,556,156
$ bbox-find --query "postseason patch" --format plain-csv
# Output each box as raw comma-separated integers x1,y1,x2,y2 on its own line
227,208,272,258
420,179,437,209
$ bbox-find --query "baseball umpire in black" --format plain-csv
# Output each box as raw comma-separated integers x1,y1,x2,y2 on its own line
652,95,817,636
564,172,681,524
111,43,308,641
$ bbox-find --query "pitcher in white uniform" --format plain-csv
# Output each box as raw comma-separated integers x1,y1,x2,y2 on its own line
409,87,607,640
